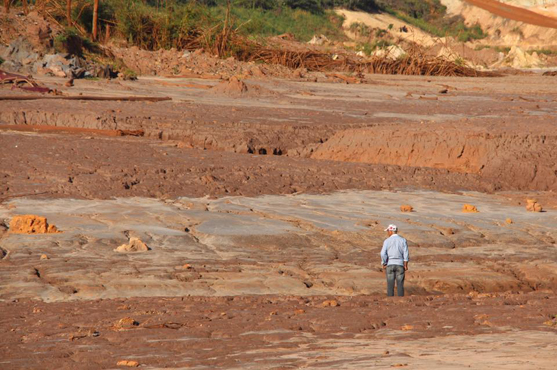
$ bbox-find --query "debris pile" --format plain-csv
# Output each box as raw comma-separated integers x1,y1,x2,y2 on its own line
491,46,545,69
235,40,495,77
0,69,51,93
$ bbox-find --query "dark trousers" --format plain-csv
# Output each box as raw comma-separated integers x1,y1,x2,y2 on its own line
386,265,405,297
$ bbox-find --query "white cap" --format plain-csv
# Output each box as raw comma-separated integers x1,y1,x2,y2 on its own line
384,224,398,232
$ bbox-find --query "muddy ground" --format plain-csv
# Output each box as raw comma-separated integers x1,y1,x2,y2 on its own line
1,73,556,369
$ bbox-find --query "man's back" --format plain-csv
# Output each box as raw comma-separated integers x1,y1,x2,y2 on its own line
380,234,409,266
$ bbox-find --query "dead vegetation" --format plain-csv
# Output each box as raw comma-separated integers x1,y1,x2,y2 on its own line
231,41,495,77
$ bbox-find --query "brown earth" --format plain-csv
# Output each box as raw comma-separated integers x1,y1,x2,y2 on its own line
1,292,556,369
1,70,557,369
310,125,557,191
1,73,557,197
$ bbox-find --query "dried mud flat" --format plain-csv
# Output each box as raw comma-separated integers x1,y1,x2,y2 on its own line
1,73,557,369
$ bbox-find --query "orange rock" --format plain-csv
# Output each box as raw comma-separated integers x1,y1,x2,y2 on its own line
117,360,139,367
526,199,543,212
506,218,513,224
462,204,479,213
9,215,61,234
400,205,413,212
400,325,414,331
40,254,50,260
322,300,339,307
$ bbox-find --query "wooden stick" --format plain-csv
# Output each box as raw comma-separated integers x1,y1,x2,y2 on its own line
92,0,99,41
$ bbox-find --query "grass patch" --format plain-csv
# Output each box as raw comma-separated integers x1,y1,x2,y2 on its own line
213,6,346,42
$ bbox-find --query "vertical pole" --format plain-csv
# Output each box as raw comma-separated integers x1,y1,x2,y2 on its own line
92,0,99,41
66,0,72,25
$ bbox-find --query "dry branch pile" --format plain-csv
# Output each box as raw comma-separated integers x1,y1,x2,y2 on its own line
230,40,495,77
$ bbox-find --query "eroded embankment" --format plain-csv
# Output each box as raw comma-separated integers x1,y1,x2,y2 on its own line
0,108,334,157
311,126,557,191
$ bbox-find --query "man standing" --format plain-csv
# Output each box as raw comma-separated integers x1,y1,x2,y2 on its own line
380,224,409,297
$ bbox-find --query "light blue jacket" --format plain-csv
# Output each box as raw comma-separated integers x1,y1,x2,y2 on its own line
380,234,409,266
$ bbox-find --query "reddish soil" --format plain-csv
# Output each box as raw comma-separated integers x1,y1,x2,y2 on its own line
1,64,557,369
1,292,556,369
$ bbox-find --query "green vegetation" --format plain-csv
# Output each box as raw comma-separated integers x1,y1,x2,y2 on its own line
45,0,485,54
527,48,557,56
211,5,346,41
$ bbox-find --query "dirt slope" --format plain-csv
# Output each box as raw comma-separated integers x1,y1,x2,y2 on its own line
311,126,557,192
335,9,443,47
464,0,557,28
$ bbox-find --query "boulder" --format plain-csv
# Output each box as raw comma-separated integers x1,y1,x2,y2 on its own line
462,204,479,213
400,205,414,212
526,199,543,212
9,215,60,234
115,237,150,253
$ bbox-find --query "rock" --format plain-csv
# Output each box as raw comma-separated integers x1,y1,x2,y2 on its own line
115,237,150,253
322,300,339,307
117,360,139,367
462,204,479,213
114,317,139,330
506,218,513,224
65,78,74,87
308,34,330,46
373,45,406,60
400,205,413,212
526,199,543,212
439,227,454,236
401,325,414,331
40,254,49,260
9,215,60,234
